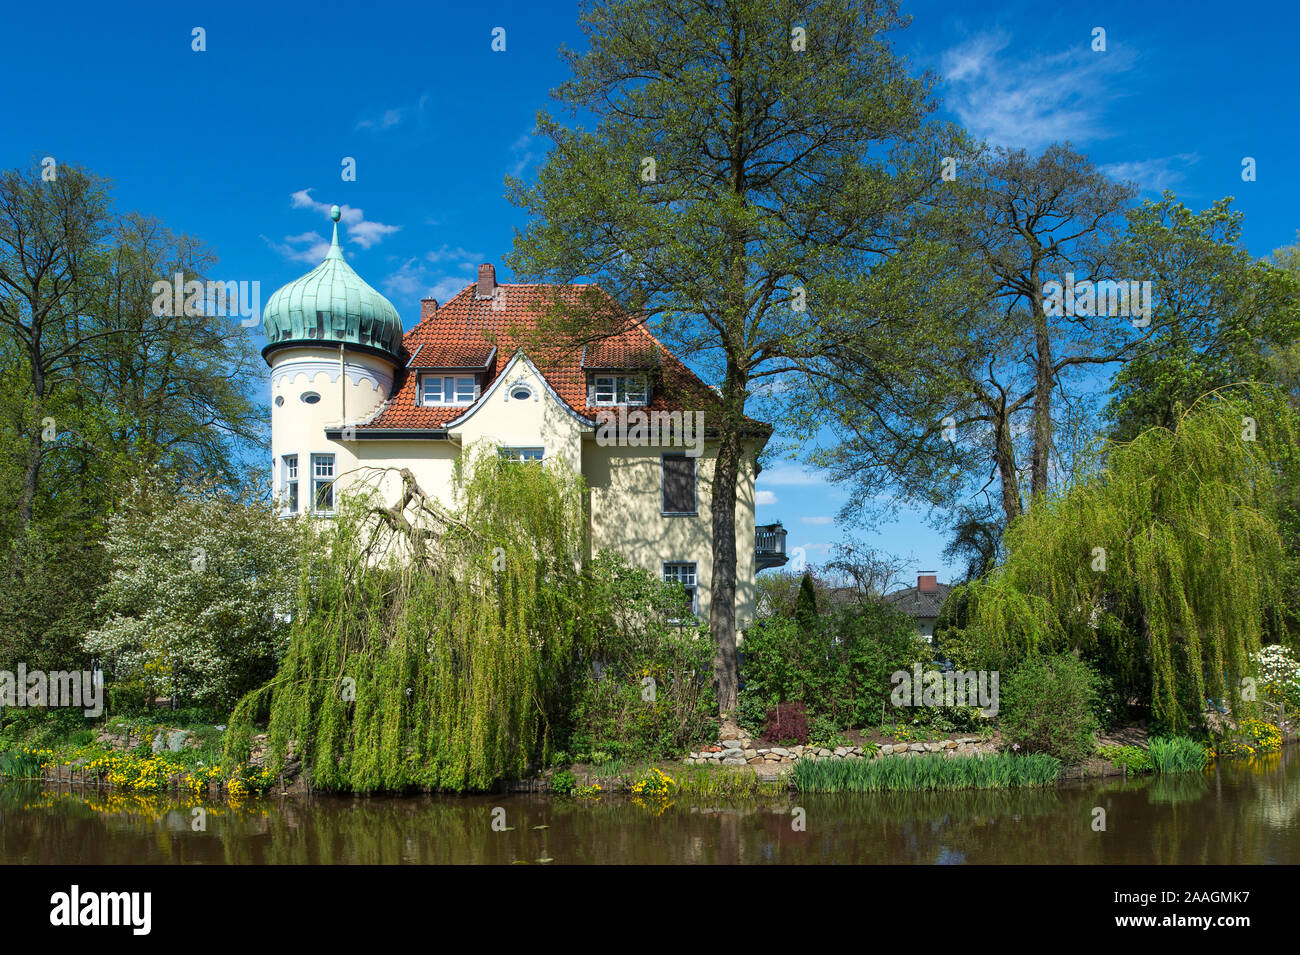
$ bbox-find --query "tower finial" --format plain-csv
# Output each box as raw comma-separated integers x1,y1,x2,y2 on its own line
326,205,343,260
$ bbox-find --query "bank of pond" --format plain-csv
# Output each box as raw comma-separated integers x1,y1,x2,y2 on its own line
1,745,1298,864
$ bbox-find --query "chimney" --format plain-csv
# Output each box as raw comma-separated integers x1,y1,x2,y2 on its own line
917,573,938,594
476,263,497,300
419,298,439,322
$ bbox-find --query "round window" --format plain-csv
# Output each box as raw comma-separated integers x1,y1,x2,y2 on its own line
274,395,284,407
300,391,321,404
511,385,532,401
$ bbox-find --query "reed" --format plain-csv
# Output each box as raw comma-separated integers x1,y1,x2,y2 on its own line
792,753,1060,793
1147,736,1208,773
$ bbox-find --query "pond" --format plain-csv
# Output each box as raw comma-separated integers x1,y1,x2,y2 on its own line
2,747,1297,864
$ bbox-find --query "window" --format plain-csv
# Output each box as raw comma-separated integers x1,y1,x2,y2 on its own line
421,375,477,406
591,374,649,406
311,453,335,514
663,562,698,617
662,453,696,514
510,383,534,401
300,391,321,404
500,447,544,463
282,454,299,514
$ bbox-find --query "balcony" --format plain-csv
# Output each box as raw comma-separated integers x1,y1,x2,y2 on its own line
755,522,788,571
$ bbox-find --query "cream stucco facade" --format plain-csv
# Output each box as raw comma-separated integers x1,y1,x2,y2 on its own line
268,348,763,629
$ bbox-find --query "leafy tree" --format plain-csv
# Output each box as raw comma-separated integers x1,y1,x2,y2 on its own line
798,144,1137,531
795,570,819,636
506,0,959,713
963,393,1293,732
84,474,300,711
1105,196,1300,440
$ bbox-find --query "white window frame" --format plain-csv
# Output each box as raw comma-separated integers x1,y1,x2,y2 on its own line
282,454,299,515
421,374,478,406
500,447,545,463
663,561,699,619
311,453,336,515
591,374,649,407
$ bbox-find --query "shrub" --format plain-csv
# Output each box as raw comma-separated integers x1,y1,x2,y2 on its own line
563,553,716,760
999,654,1101,765
1097,743,1153,774
763,701,809,744
738,600,928,734
551,770,577,795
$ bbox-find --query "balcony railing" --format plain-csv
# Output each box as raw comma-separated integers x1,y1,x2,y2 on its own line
755,522,788,571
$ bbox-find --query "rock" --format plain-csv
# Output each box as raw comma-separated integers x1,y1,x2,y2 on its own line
743,749,757,759
772,747,790,758
747,757,764,765
719,739,743,750
909,742,926,752
792,745,804,757
720,748,745,759
721,756,746,765
924,742,943,753
834,747,849,757
168,731,188,752
945,740,958,749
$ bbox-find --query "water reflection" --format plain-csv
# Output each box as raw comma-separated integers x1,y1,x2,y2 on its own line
1,748,1295,864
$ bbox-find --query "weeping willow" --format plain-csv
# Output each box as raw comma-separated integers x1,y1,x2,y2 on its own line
966,390,1296,732
228,452,592,792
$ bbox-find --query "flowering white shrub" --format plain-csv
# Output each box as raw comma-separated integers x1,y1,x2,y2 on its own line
1255,643,1300,708
84,475,303,710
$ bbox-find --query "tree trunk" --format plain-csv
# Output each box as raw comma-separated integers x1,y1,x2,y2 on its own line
992,403,1022,523
17,358,45,536
1030,283,1054,500
709,370,746,716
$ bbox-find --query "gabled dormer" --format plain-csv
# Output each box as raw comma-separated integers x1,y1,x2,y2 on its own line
407,343,496,408
582,341,660,407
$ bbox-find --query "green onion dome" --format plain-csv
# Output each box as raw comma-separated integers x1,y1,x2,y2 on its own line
261,205,404,363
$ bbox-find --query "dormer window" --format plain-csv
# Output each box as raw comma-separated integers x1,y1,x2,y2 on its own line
421,375,478,406
591,374,649,406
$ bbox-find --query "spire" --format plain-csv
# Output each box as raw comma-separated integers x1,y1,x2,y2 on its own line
325,204,343,261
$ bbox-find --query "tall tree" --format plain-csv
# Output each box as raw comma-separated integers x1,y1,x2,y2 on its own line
506,0,957,713
795,144,1137,535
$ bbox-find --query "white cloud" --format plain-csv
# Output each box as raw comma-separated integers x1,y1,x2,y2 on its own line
289,189,400,250
940,30,1137,150
356,92,430,131
755,490,778,506
1099,153,1198,193
508,133,540,177
758,464,826,487
801,516,832,525
260,233,330,265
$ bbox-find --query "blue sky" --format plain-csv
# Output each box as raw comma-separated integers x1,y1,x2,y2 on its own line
3,0,1296,585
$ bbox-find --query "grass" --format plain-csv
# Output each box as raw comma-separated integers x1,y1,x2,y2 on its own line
792,753,1061,793
1148,737,1209,773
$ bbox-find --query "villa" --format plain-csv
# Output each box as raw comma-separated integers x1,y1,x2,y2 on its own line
260,207,787,627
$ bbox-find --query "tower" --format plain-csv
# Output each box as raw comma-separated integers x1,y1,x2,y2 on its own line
261,205,404,514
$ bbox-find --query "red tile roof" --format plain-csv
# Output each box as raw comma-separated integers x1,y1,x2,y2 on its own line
353,282,769,435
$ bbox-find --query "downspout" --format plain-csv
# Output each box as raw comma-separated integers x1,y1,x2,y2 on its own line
339,342,346,425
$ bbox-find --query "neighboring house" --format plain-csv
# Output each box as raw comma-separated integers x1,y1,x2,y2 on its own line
885,573,954,641
260,207,787,628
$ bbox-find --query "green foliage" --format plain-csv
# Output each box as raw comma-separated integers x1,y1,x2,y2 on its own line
998,654,1101,765
550,770,577,796
792,753,1060,793
1148,737,1209,773
84,473,300,711
1096,743,1154,775
965,394,1293,732
563,552,715,760
231,455,594,793
737,600,929,735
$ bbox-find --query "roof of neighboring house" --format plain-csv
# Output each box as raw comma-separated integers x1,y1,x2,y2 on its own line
884,582,955,619
352,280,769,435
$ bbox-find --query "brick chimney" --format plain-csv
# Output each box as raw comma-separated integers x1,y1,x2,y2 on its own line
917,573,938,594
419,298,439,322
476,263,496,300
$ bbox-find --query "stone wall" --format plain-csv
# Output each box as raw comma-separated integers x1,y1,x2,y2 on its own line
685,735,996,767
